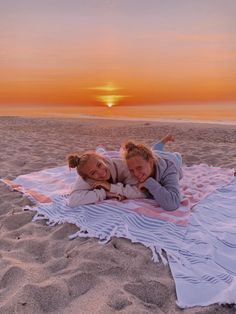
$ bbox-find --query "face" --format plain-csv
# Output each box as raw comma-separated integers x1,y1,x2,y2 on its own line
126,155,154,183
82,156,111,181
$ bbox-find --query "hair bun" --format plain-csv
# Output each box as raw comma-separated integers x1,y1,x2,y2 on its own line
124,141,136,151
68,155,80,168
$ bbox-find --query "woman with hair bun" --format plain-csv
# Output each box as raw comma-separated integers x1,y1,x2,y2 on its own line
121,135,183,211
67,150,145,207
67,135,173,207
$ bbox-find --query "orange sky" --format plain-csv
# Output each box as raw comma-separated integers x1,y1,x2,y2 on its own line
0,0,236,109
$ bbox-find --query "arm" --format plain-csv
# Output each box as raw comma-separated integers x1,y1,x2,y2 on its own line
110,183,145,199
144,162,181,211
92,181,145,199
106,191,126,201
68,178,106,208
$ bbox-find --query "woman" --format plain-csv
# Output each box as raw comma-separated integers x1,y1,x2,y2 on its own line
121,137,183,211
67,150,145,207
67,136,173,207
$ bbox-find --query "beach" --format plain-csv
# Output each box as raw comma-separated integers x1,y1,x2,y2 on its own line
0,116,236,314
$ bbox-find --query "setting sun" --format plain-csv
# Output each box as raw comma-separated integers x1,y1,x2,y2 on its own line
0,0,235,115
96,94,129,107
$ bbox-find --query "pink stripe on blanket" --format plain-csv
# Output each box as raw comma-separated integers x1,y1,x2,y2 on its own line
113,199,191,225
2,164,234,225
1,179,52,203
2,179,22,189
25,189,52,203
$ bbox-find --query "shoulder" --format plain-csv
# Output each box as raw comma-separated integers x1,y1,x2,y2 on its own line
155,156,178,180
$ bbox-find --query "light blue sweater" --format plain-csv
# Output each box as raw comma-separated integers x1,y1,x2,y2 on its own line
144,151,183,211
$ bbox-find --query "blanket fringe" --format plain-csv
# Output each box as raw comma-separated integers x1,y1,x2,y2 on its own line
149,245,168,265
68,227,108,242
149,245,160,263
68,230,86,240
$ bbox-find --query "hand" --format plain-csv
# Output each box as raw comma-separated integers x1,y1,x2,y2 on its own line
106,191,126,201
138,182,147,192
92,181,111,191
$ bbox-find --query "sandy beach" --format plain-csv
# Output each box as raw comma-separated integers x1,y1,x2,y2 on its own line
0,116,236,314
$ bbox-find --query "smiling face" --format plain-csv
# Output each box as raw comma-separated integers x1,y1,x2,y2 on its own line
82,156,111,181
126,155,154,183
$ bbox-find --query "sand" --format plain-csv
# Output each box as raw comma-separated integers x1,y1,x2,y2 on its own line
0,116,236,314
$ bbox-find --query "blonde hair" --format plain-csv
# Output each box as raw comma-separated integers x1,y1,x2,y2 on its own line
121,140,156,162
67,152,104,178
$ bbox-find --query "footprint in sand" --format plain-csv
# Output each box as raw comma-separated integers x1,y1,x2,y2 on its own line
107,290,132,311
0,239,14,251
50,241,70,258
3,212,34,231
46,257,69,274
13,282,69,313
83,246,124,264
66,272,97,298
0,266,26,289
79,261,123,277
124,280,169,308
16,239,49,263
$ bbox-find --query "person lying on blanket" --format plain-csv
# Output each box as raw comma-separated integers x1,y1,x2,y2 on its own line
121,138,183,211
67,135,173,207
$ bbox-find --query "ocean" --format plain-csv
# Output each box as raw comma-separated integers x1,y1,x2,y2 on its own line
1,103,236,125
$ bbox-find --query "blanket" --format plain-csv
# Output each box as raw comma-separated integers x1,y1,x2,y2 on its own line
1,163,236,308
169,177,236,307
2,163,233,225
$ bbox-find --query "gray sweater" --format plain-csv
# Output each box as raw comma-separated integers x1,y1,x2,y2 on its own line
144,151,183,211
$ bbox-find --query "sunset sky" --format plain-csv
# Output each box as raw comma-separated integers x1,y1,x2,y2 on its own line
0,0,236,111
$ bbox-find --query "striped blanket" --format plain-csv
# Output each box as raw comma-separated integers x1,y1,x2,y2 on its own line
1,163,236,308
170,177,236,307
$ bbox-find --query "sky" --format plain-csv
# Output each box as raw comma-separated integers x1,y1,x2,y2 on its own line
0,0,236,110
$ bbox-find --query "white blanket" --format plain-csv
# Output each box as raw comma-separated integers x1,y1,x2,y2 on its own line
1,163,236,308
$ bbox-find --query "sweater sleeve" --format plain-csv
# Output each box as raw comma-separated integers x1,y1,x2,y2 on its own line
144,162,181,211
67,178,106,207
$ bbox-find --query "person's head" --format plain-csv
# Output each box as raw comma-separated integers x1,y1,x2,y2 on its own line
68,152,111,181
121,141,156,183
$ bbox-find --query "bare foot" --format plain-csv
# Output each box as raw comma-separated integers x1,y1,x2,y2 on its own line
160,134,174,144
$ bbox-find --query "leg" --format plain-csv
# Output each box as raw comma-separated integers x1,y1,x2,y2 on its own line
152,134,174,151
152,142,165,151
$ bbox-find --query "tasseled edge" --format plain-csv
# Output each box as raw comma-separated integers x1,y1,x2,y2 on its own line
148,245,168,265
69,224,109,242
23,205,172,269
